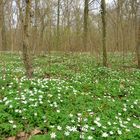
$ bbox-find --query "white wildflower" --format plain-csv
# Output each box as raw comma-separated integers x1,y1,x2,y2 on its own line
123,108,127,112
107,122,111,125
13,125,17,128
90,127,95,131
64,131,70,136
84,118,88,122
127,118,131,121
44,120,47,123
50,132,56,139
84,124,89,129
102,126,107,129
15,109,19,113
131,105,134,108
34,113,37,116
117,130,122,135
66,126,70,130
71,120,75,123
102,132,108,137
3,97,7,101
97,122,102,127
80,134,85,139
71,126,77,132
69,113,73,117
77,113,82,116
134,101,138,105
57,110,60,113
126,129,130,132
9,105,13,108
118,113,121,116
96,117,100,121
9,120,14,124
88,136,93,140
89,112,94,115
57,126,62,130
133,123,136,127
109,131,113,135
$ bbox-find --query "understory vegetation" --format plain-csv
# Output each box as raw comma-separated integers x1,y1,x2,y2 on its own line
0,53,140,140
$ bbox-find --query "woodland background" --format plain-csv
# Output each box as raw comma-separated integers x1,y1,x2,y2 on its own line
0,0,140,77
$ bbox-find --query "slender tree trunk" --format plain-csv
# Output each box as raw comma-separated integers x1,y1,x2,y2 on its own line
32,0,38,54
116,0,121,51
101,0,107,67
83,0,89,50
39,22,45,52
22,0,33,78
136,13,140,68
46,0,52,52
134,0,140,68
0,1,2,49
16,0,24,52
0,0,7,51
56,0,60,48
2,18,7,51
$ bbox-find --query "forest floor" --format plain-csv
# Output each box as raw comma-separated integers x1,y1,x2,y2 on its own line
0,52,140,140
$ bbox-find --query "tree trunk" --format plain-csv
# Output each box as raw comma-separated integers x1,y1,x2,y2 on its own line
83,0,89,50
22,0,33,78
101,0,107,67
56,0,60,48
136,14,140,68
0,1,2,48
32,0,38,54
116,0,121,51
0,0,7,51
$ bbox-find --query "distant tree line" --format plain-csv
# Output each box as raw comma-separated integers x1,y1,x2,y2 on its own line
0,0,140,77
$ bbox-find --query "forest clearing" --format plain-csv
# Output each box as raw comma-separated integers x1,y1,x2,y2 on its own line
0,53,140,139
0,0,140,140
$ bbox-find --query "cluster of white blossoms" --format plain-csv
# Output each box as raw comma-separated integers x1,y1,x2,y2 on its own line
94,117,102,127
1,54,140,139
9,120,17,129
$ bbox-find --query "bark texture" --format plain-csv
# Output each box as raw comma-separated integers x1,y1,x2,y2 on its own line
22,0,33,78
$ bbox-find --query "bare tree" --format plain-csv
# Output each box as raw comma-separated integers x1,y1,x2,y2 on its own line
101,0,107,66
0,0,3,50
56,0,60,48
1,0,139,70
83,0,89,50
0,0,7,51
22,0,33,78
136,4,140,68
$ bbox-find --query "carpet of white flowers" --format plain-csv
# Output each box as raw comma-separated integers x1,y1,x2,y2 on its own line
0,53,140,140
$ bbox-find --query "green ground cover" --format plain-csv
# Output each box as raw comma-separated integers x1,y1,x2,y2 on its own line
0,53,140,140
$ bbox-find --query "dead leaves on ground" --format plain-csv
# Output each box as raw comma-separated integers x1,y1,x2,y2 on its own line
6,128,43,140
